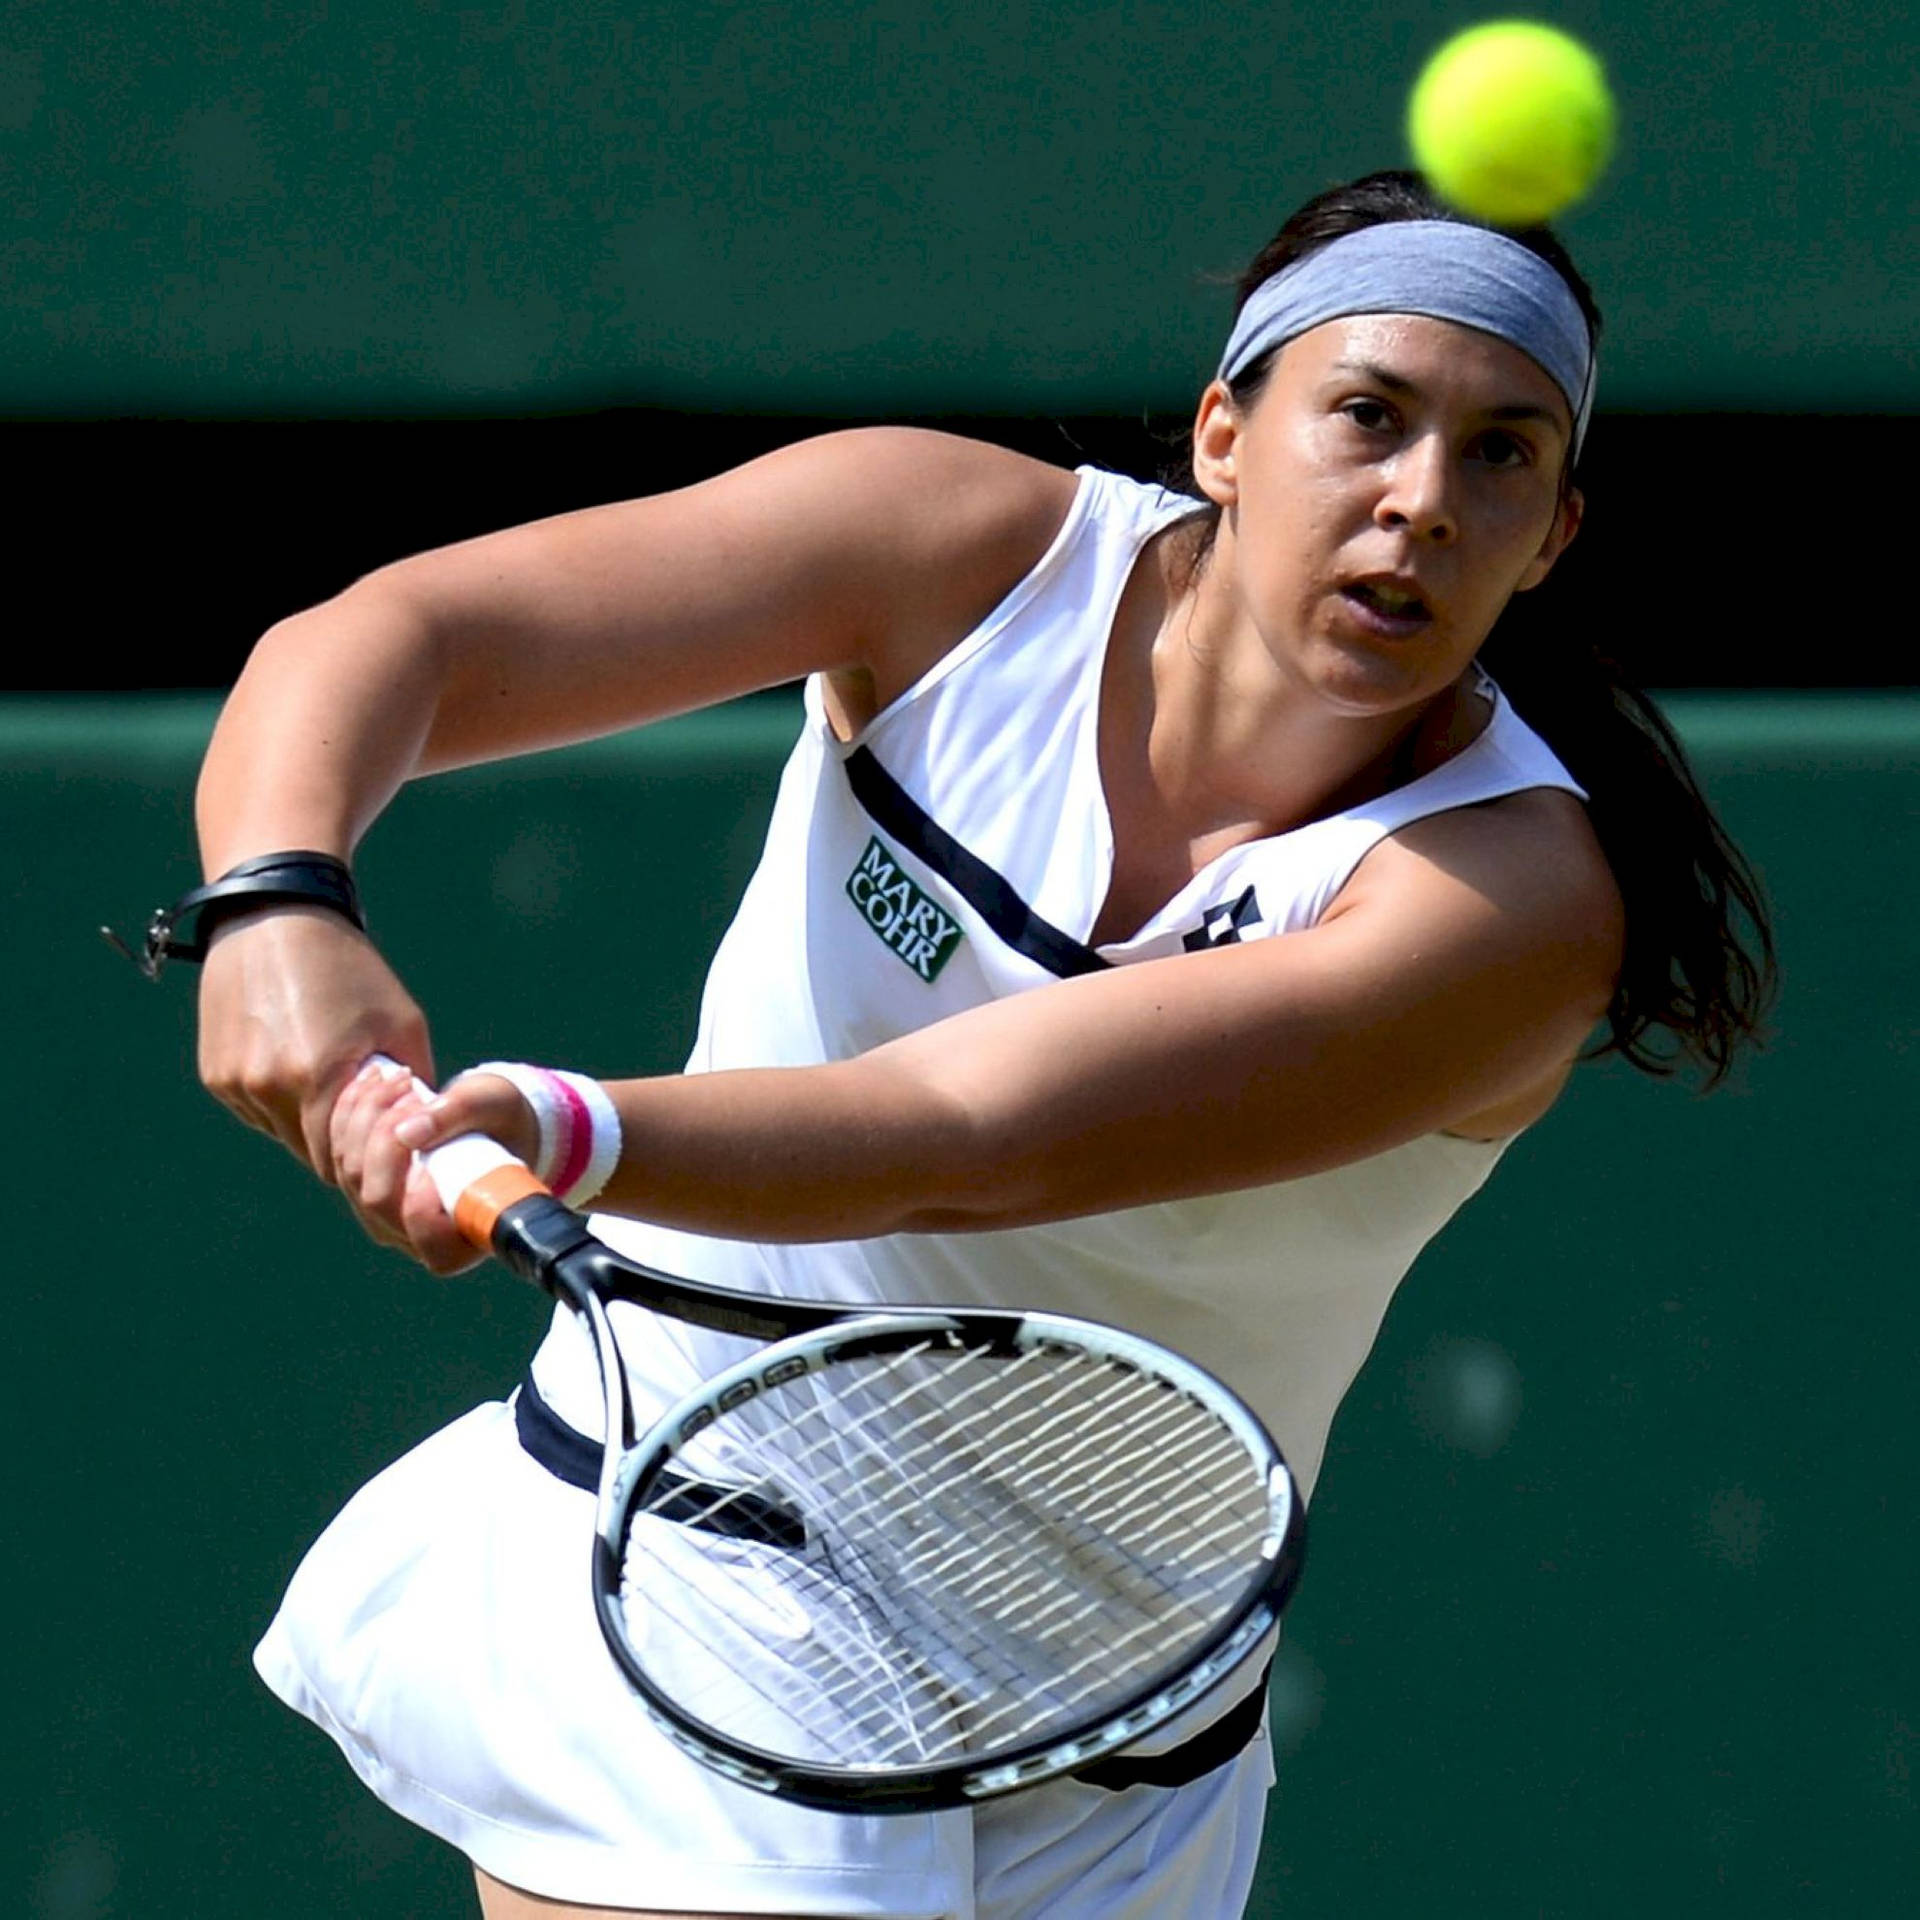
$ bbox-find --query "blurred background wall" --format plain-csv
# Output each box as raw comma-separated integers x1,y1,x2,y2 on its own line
7,2,1916,1915
5,0,1915,694
15,697,1919,1918
5,0,1910,416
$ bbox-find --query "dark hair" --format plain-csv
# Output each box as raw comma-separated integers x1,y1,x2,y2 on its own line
1184,171,1776,1088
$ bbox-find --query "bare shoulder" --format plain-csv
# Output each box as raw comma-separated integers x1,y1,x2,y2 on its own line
786,425,1074,510
1327,789,1625,1138
779,429,1081,716
763,428,1077,578
1333,788,1620,947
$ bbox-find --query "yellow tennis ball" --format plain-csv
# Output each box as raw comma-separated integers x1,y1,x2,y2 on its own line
1408,21,1615,227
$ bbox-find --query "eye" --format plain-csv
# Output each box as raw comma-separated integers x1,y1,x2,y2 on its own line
1473,429,1534,470
1340,397,1397,434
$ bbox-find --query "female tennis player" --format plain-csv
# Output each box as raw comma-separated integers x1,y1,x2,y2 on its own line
191,173,1772,1919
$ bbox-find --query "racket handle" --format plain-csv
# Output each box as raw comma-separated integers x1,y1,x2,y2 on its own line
363,1053,554,1249
420,1131,519,1209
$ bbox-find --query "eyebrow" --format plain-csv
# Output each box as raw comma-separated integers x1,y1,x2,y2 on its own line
1329,357,1568,434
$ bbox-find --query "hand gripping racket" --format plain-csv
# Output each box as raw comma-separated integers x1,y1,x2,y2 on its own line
412,1101,1306,1813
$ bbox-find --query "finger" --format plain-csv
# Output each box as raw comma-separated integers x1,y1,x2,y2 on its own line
247,1073,320,1171
328,1058,409,1194
209,1031,339,1176
329,1098,414,1253
392,1073,538,1164
399,1159,486,1277
340,1188,413,1253
207,1080,285,1153
304,1033,433,1184
326,1059,377,1189
199,1034,305,1162
356,1081,430,1226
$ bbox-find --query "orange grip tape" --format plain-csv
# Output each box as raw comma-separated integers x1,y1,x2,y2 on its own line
454,1164,552,1249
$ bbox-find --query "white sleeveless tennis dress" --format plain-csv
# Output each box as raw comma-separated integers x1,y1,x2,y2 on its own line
255,466,1587,1917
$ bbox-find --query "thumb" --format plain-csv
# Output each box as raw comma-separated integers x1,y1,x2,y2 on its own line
391,1069,539,1167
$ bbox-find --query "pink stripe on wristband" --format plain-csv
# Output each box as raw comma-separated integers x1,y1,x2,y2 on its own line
457,1060,622,1209
549,1074,595,1200
550,1070,622,1208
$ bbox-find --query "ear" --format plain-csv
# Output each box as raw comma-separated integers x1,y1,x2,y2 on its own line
1514,484,1584,593
1190,380,1243,508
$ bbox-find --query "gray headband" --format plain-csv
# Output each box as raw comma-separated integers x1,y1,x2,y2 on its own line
1217,221,1596,458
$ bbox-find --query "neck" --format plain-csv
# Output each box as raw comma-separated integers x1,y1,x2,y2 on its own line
1141,537,1478,841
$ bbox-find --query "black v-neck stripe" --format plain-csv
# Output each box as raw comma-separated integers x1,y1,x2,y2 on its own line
843,747,1111,978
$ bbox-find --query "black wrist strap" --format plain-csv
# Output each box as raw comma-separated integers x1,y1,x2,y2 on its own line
102,851,366,981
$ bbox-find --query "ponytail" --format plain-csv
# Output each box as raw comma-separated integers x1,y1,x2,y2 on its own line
1477,611,1775,1087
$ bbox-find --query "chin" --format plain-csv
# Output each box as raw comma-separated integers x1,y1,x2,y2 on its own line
1303,640,1464,719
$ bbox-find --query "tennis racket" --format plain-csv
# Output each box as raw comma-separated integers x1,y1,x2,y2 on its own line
404,1080,1305,1814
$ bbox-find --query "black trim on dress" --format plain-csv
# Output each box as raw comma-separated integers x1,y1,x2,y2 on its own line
843,746,1111,979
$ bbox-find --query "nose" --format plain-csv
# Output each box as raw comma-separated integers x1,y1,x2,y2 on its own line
1374,433,1457,545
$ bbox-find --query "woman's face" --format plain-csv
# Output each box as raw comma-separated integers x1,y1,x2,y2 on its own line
1190,312,1583,717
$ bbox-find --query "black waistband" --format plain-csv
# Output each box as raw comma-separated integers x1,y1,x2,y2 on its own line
512,1370,1270,1793
1069,1663,1273,1793
513,1372,807,1550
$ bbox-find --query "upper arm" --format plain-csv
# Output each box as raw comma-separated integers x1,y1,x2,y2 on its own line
336,428,1077,768
870,791,1625,1226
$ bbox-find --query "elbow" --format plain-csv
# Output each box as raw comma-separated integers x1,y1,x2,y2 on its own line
847,1057,1054,1235
884,1108,1113,1237
194,582,447,857
233,576,445,695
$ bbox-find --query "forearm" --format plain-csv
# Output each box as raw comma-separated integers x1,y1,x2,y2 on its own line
582,853,1612,1245
192,588,451,1173
594,1056,997,1242
586,959,1344,1243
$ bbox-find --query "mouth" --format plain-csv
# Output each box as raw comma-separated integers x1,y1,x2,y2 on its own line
1340,578,1435,637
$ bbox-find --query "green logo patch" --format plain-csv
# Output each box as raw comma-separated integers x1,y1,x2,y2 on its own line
845,837,964,982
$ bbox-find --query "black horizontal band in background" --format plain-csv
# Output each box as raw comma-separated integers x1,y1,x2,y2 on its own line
5,411,1905,694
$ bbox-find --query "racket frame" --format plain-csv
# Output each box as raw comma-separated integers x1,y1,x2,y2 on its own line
422,1133,1307,1814
596,1306,1304,1812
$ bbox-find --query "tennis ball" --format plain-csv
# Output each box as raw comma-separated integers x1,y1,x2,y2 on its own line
1407,21,1614,227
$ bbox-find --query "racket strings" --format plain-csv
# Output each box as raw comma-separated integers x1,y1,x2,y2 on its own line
618,1336,1275,1772
725,1349,1237,1638
848,1350,1253,1587
869,1414,1245,1649
633,1336,1259,1743
795,1352,1258,1694
820,1404,1254,1746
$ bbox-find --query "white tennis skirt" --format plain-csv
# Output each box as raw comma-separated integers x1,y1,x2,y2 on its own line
253,1387,1277,1918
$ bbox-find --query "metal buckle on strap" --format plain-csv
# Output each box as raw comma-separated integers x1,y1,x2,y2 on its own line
102,851,365,981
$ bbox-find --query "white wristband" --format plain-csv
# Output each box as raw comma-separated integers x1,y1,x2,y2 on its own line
458,1061,623,1208
550,1068,622,1208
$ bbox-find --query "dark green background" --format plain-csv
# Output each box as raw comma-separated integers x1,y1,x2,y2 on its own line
4,0,1914,418
11,692,1916,1917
